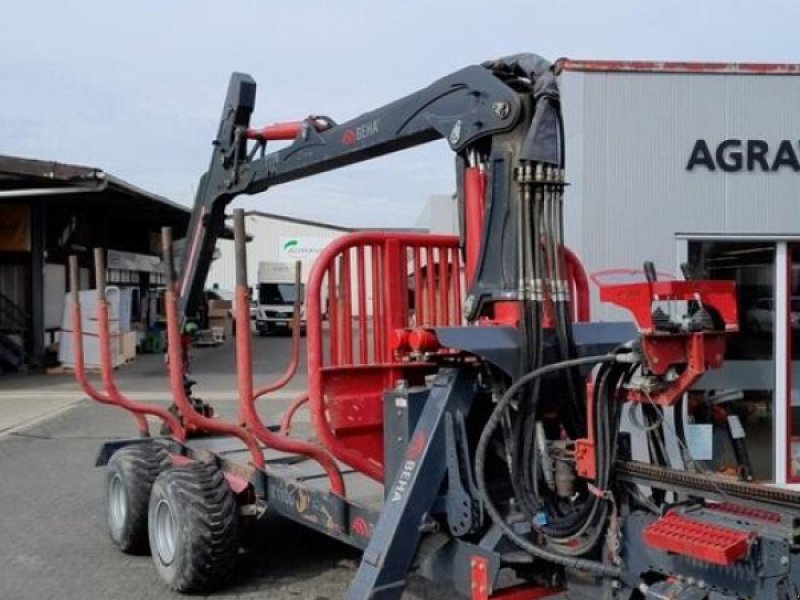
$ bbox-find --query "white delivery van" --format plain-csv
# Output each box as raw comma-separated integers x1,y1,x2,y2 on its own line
255,261,305,336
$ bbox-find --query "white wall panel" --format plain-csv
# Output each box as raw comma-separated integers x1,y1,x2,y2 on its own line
206,217,344,291
561,70,800,320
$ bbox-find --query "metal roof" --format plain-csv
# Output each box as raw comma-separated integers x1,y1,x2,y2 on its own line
0,154,190,215
0,156,423,238
556,59,800,76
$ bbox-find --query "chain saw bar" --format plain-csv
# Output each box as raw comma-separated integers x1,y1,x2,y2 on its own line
617,460,800,516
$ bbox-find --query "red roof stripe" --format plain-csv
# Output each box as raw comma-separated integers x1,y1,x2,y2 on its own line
556,59,800,75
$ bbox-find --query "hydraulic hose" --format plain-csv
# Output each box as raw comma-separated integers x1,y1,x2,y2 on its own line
548,169,584,435
511,161,544,520
540,359,632,550
531,362,606,542
475,354,622,578
556,175,585,433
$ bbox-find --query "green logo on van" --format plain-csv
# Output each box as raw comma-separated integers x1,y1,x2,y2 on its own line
283,239,298,250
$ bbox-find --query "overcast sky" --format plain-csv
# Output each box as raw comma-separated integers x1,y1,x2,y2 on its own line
2,1,798,227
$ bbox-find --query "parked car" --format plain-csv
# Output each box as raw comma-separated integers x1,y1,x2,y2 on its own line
746,296,800,333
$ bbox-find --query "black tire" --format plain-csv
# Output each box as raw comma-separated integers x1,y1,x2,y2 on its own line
106,443,169,554
148,462,239,593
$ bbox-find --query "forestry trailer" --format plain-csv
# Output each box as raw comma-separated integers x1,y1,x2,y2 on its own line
71,52,800,600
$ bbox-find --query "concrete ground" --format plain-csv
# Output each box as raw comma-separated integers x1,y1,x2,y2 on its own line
0,333,451,600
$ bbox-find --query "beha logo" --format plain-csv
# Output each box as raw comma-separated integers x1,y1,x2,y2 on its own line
390,431,427,503
283,239,299,251
687,139,800,172
341,119,379,145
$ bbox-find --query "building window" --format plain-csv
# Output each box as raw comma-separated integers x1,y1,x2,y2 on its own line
688,241,775,482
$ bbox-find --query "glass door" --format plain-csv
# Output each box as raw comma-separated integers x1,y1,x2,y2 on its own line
688,241,776,482
787,245,800,482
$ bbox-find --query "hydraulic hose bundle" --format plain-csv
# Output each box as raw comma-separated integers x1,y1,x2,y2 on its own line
475,354,624,578
506,145,592,523
475,347,640,576
473,100,632,571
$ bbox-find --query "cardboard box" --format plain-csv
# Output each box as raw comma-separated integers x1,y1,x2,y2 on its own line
208,299,232,313
121,331,138,362
208,315,232,339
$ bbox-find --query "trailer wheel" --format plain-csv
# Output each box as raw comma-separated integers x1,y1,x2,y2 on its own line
148,462,239,593
106,443,169,554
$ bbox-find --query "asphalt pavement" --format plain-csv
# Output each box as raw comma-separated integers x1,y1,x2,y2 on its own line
0,333,451,600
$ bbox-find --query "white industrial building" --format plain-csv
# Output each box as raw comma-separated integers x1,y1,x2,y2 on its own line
555,60,800,487
207,212,353,292
413,194,459,235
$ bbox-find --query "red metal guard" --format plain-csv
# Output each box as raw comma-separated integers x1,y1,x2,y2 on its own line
598,278,738,336
307,232,463,482
577,272,739,478
597,275,738,406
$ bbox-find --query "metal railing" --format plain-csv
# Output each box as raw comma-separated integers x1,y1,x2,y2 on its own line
306,232,463,482
311,232,463,369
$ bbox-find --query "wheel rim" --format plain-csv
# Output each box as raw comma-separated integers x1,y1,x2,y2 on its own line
153,499,177,565
108,473,127,531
